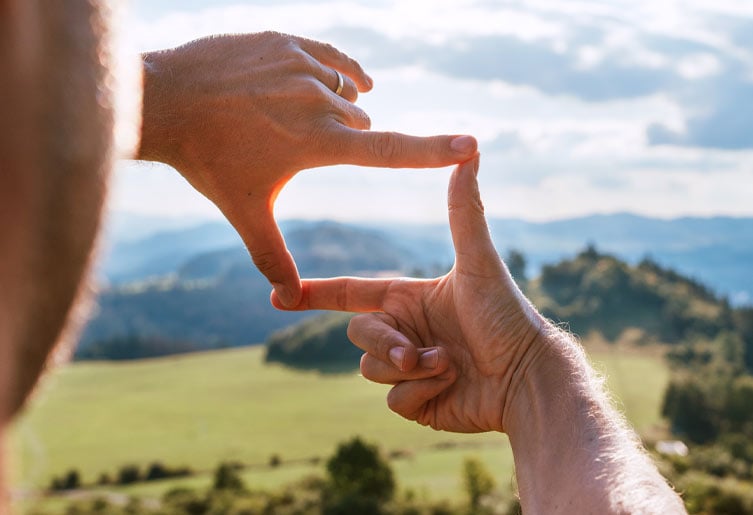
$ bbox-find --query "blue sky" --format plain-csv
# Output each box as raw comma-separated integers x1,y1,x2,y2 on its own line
113,0,753,222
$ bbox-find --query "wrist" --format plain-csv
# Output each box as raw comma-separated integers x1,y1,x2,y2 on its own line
501,323,589,436
137,51,178,164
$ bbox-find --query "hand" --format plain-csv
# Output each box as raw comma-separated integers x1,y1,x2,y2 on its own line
137,32,478,307
272,156,545,432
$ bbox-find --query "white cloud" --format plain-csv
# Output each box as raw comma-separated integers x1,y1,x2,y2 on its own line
118,0,753,222
675,53,723,80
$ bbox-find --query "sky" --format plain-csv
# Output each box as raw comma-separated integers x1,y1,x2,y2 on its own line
113,0,753,223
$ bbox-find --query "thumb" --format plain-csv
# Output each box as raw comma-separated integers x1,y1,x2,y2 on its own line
232,207,302,308
448,155,502,276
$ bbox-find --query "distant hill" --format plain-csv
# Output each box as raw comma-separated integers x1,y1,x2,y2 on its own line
100,213,753,304
365,213,753,306
79,213,753,359
78,222,416,352
79,264,310,350
265,248,753,372
529,247,733,342
98,221,241,283
491,214,753,307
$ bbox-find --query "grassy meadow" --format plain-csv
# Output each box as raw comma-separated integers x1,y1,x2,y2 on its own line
10,342,670,510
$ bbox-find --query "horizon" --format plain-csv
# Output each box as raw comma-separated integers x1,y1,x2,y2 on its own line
106,208,753,232
115,0,753,223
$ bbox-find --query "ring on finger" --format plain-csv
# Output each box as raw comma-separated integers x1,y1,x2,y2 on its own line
333,69,344,96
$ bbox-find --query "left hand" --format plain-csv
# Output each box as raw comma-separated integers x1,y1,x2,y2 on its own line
137,32,478,307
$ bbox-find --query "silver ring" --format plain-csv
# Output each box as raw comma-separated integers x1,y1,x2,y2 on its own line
333,69,344,96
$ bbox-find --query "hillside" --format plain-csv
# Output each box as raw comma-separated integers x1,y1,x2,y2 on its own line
267,248,753,374
530,247,734,342
372,213,753,306
102,213,753,303
265,312,358,371
78,222,414,352
79,214,753,358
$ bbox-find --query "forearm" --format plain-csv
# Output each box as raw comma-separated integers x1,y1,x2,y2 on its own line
504,327,685,514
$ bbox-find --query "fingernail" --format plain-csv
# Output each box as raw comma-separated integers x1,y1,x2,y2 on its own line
273,283,294,308
389,347,405,370
419,349,439,369
450,135,476,156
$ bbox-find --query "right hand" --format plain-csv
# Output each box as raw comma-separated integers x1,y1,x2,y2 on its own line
272,156,548,433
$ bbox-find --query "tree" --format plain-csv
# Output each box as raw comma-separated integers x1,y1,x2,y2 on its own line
146,462,168,481
505,250,527,286
662,378,718,443
212,462,245,491
462,457,496,514
50,469,81,491
723,376,753,435
325,436,395,512
64,469,81,490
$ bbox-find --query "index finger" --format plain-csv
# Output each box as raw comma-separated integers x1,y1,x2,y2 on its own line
330,126,478,169
270,276,395,312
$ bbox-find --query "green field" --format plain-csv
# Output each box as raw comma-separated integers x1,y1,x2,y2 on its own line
10,343,670,509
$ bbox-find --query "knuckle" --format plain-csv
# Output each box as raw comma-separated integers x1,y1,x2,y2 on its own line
354,107,370,129
386,389,403,415
369,132,404,163
347,315,369,343
321,41,340,59
250,249,280,276
282,51,314,75
298,77,327,99
416,406,433,427
335,280,350,311
359,354,381,382
346,317,360,343
442,365,459,383
374,330,394,358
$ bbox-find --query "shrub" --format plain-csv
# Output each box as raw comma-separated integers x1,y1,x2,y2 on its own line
163,487,209,515
212,462,246,492
117,465,141,485
662,378,718,443
326,436,395,504
49,469,81,492
462,457,496,514
145,461,193,481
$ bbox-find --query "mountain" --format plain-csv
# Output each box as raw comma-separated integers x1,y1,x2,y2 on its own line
79,213,753,358
360,213,753,305
98,221,241,283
